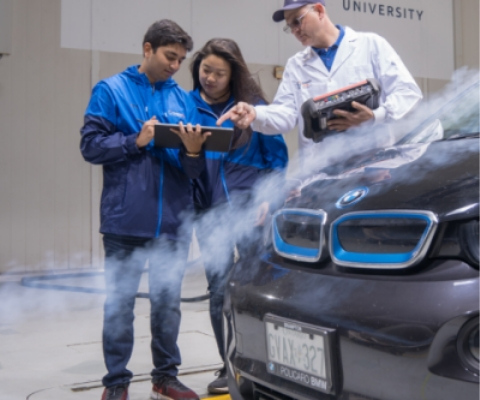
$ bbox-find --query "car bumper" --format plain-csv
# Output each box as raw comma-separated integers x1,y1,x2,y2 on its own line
225,255,479,400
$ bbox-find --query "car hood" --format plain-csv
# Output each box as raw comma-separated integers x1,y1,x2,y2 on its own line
287,137,479,223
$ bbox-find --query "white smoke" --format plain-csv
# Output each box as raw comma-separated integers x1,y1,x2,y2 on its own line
0,67,478,400
2,68,479,311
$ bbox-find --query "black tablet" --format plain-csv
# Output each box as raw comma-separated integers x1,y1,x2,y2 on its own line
154,123,234,152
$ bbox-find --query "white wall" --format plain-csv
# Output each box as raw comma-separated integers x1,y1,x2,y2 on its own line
60,0,455,80
0,0,478,272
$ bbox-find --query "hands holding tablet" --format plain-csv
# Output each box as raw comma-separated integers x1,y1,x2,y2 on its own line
136,117,211,155
153,122,234,152
170,122,211,155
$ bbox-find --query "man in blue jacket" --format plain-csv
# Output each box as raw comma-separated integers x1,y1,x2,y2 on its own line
80,20,207,400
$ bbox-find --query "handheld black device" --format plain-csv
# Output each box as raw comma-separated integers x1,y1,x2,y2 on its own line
154,124,234,152
301,78,381,143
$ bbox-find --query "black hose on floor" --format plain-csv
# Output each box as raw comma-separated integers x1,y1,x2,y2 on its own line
20,271,210,303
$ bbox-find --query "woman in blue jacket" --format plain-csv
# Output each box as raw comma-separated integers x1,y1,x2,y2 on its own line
189,38,288,394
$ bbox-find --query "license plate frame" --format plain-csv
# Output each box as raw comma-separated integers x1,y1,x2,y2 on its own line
264,314,336,394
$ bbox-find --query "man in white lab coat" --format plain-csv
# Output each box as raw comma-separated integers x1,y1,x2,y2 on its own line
218,0,422,161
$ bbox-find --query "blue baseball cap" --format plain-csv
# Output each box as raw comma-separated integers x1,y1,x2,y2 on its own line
272,0,325,22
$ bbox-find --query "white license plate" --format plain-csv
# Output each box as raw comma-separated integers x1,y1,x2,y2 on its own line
265,315,335,393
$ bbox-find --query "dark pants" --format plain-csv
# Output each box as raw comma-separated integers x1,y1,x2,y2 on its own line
202,240,234,362
196,213,263,363
101,233,188,388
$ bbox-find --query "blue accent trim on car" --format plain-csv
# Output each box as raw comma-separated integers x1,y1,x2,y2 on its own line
272,209,326,262
331,212,434,265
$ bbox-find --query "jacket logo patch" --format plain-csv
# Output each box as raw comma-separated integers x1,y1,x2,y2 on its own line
167,111,186,119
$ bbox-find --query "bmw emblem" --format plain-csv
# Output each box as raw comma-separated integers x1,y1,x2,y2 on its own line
336,187,369,208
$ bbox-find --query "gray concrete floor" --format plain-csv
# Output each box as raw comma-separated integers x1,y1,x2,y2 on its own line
0,262,225,400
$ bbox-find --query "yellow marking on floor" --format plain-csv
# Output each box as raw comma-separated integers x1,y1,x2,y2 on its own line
202,395,231,400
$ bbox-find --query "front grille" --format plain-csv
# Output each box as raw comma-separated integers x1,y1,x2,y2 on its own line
272,209,327,263
330,210,438,269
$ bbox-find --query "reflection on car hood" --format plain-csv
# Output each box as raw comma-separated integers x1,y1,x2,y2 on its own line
289,138,479,222
300,143,431,190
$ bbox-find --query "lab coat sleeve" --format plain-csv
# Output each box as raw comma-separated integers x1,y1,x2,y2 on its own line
251,62,298,135
371,35,423,124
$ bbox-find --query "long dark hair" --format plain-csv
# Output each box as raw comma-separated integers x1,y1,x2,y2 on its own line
190,38,268,148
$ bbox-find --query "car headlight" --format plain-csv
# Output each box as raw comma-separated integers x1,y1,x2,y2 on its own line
330,210,438,269
272,209,326,262
461,219,480,265
457,317,479,373
469,326,479,362
431,219,479,267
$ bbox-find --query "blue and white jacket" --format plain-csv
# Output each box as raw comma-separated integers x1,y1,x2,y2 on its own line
190,88,288,210
80,65,204,240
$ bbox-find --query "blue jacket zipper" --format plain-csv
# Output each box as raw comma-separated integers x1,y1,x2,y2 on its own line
220,154,231,205
155,156,165,238
197,104,235,205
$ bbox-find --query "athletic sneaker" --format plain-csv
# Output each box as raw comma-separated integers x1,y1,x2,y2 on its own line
101,384,129,400
151,376,199,400
207,367,228,394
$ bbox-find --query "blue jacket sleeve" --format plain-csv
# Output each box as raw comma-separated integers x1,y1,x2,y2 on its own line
258,132,289,172
252,99,288,173
256,129,289,209
80,82,142,165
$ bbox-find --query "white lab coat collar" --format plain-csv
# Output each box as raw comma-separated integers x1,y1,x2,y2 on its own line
301,47,329,76
301,27,359,77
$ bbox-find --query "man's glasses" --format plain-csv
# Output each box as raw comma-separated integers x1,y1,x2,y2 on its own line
283,7,315,34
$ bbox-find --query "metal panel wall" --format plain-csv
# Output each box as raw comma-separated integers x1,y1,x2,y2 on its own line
0,0,13,55
454,0,480,70
0,0,92,272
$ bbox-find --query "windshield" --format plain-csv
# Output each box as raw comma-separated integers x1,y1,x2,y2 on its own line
398,81,480,145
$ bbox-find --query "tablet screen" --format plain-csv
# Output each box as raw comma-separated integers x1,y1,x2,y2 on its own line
154,124,234,152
